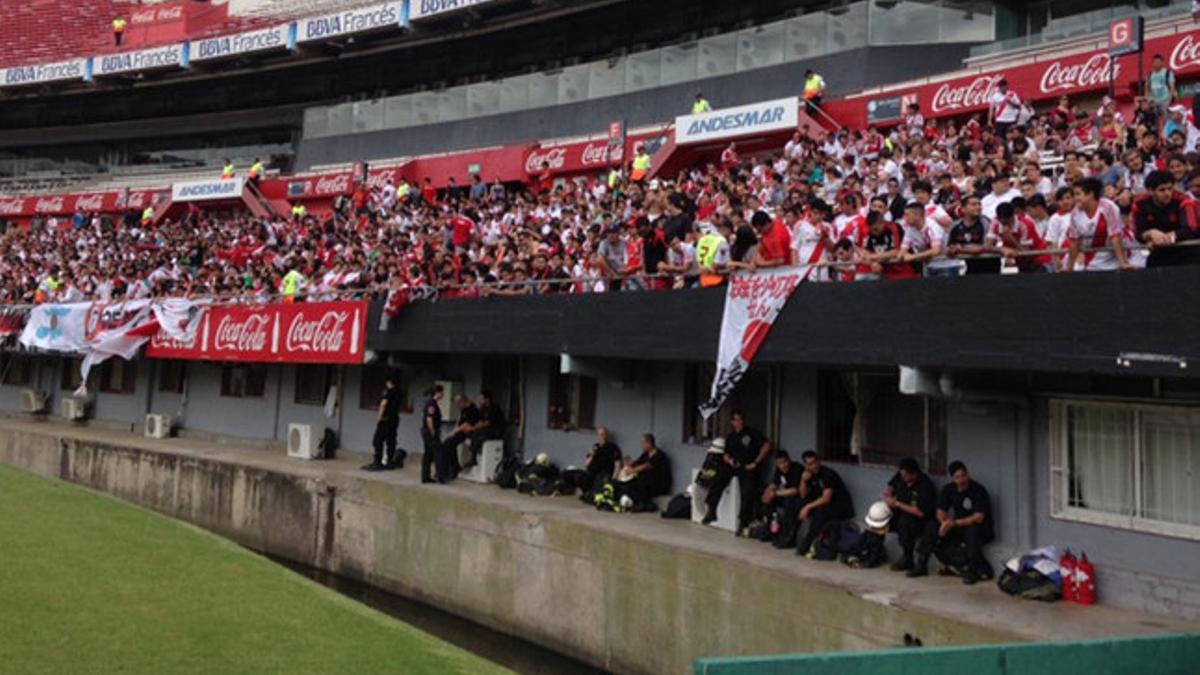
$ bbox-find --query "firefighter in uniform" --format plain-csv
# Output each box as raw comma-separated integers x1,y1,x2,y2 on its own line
420,385,445,484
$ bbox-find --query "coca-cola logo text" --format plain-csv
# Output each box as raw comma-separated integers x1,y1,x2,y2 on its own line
0,198,25,215
285,311,348,353
315,174,351,195
1171,34,1200,71
1039,54,1115,94
525,147,567,174
581,142,623,167
930,75,1002,114
74,194,104,211
35,196,65,213
367,170,397,190
214,314,270,352
132,5,183,24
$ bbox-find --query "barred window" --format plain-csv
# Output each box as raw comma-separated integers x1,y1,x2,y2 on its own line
1051,400,1200,540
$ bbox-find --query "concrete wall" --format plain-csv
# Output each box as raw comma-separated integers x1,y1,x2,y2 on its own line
0,425,1018,675
3,353,1199,621
1029,400,1200,621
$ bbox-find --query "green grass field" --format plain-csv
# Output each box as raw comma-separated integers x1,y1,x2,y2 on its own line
0,464,512,675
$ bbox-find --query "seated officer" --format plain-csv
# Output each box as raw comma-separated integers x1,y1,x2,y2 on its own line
884,457,938,578
761,451,803,547
936,461,995,585
793,450,854,557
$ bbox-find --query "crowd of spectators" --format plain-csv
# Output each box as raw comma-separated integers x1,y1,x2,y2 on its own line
6,77,1200,306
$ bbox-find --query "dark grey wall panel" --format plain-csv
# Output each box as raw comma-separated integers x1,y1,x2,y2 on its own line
297,43,973,168
369,266,1200,379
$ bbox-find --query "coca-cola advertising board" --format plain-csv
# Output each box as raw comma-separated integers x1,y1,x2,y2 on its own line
828,28,1200,128
524,132,658,177
146,300,367,364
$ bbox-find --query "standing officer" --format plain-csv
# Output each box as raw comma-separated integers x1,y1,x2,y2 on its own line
420,385,445,484
362,372,402,472
702,409,772,535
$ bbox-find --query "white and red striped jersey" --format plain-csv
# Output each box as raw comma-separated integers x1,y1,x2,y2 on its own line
1067,198,1124,271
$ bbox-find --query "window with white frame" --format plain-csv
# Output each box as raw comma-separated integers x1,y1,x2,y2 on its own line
1050,399,1200,540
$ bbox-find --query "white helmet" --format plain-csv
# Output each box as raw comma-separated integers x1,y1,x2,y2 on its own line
618,495,634,510
706,438,726,455
535,453,550,466
864,501,892,529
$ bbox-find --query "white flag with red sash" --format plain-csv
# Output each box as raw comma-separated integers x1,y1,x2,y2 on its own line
78,299,205,394
699,267,806,419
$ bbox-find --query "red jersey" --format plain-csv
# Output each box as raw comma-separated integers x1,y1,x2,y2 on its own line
758,219,793,266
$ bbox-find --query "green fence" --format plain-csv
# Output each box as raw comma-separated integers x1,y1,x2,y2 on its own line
696,633,1200,675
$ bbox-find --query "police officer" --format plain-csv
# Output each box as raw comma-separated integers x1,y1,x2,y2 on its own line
884,457,939,577
363,371,403,472
702,410,772,535
420,385,445,484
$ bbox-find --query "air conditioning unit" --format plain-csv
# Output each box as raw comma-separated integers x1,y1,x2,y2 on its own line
144,414,171,439
287,423,318,460
20,389,46,413
61,398,86,421
434,380,463,422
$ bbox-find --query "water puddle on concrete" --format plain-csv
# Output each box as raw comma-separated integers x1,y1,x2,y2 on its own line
268,555,609,675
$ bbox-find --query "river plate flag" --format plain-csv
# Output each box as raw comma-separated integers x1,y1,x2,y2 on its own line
78,299,206,394
699,267,805,419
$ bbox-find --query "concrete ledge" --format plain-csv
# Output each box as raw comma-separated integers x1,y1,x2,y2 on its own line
0,418,1195,675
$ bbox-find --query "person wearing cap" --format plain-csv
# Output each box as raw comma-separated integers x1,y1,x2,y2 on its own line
884,457,938,578
935,461,994,585
793,450,854,557
981,174,1020,221
692,93,711,115
1134,169,1200,267
702,410,771,534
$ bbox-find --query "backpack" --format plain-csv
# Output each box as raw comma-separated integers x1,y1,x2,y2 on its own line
660,493,692,519
495,456,521,489
317,428,338,459
841,531,888,569
811,521,858,561
998,568,1061,602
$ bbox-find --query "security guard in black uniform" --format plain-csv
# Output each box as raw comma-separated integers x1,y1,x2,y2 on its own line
420,385,445,484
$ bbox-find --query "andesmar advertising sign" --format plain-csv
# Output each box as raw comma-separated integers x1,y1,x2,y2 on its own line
675,96,800,146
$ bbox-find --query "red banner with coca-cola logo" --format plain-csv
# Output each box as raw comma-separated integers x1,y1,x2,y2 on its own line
823,27,1200,128
146,300,367,364
524,132,660,177
0,189,159,218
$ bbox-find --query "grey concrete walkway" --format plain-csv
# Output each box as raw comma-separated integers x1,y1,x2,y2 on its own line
4,416,1198,644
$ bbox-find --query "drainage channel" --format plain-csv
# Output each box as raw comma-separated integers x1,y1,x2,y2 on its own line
269,555,610,675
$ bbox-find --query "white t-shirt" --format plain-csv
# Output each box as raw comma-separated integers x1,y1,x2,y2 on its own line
981,188,1021,221
792,220,829,267
923,202,953,228
901,222,947,255
1066,198,1123,271
990,90,1021,124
